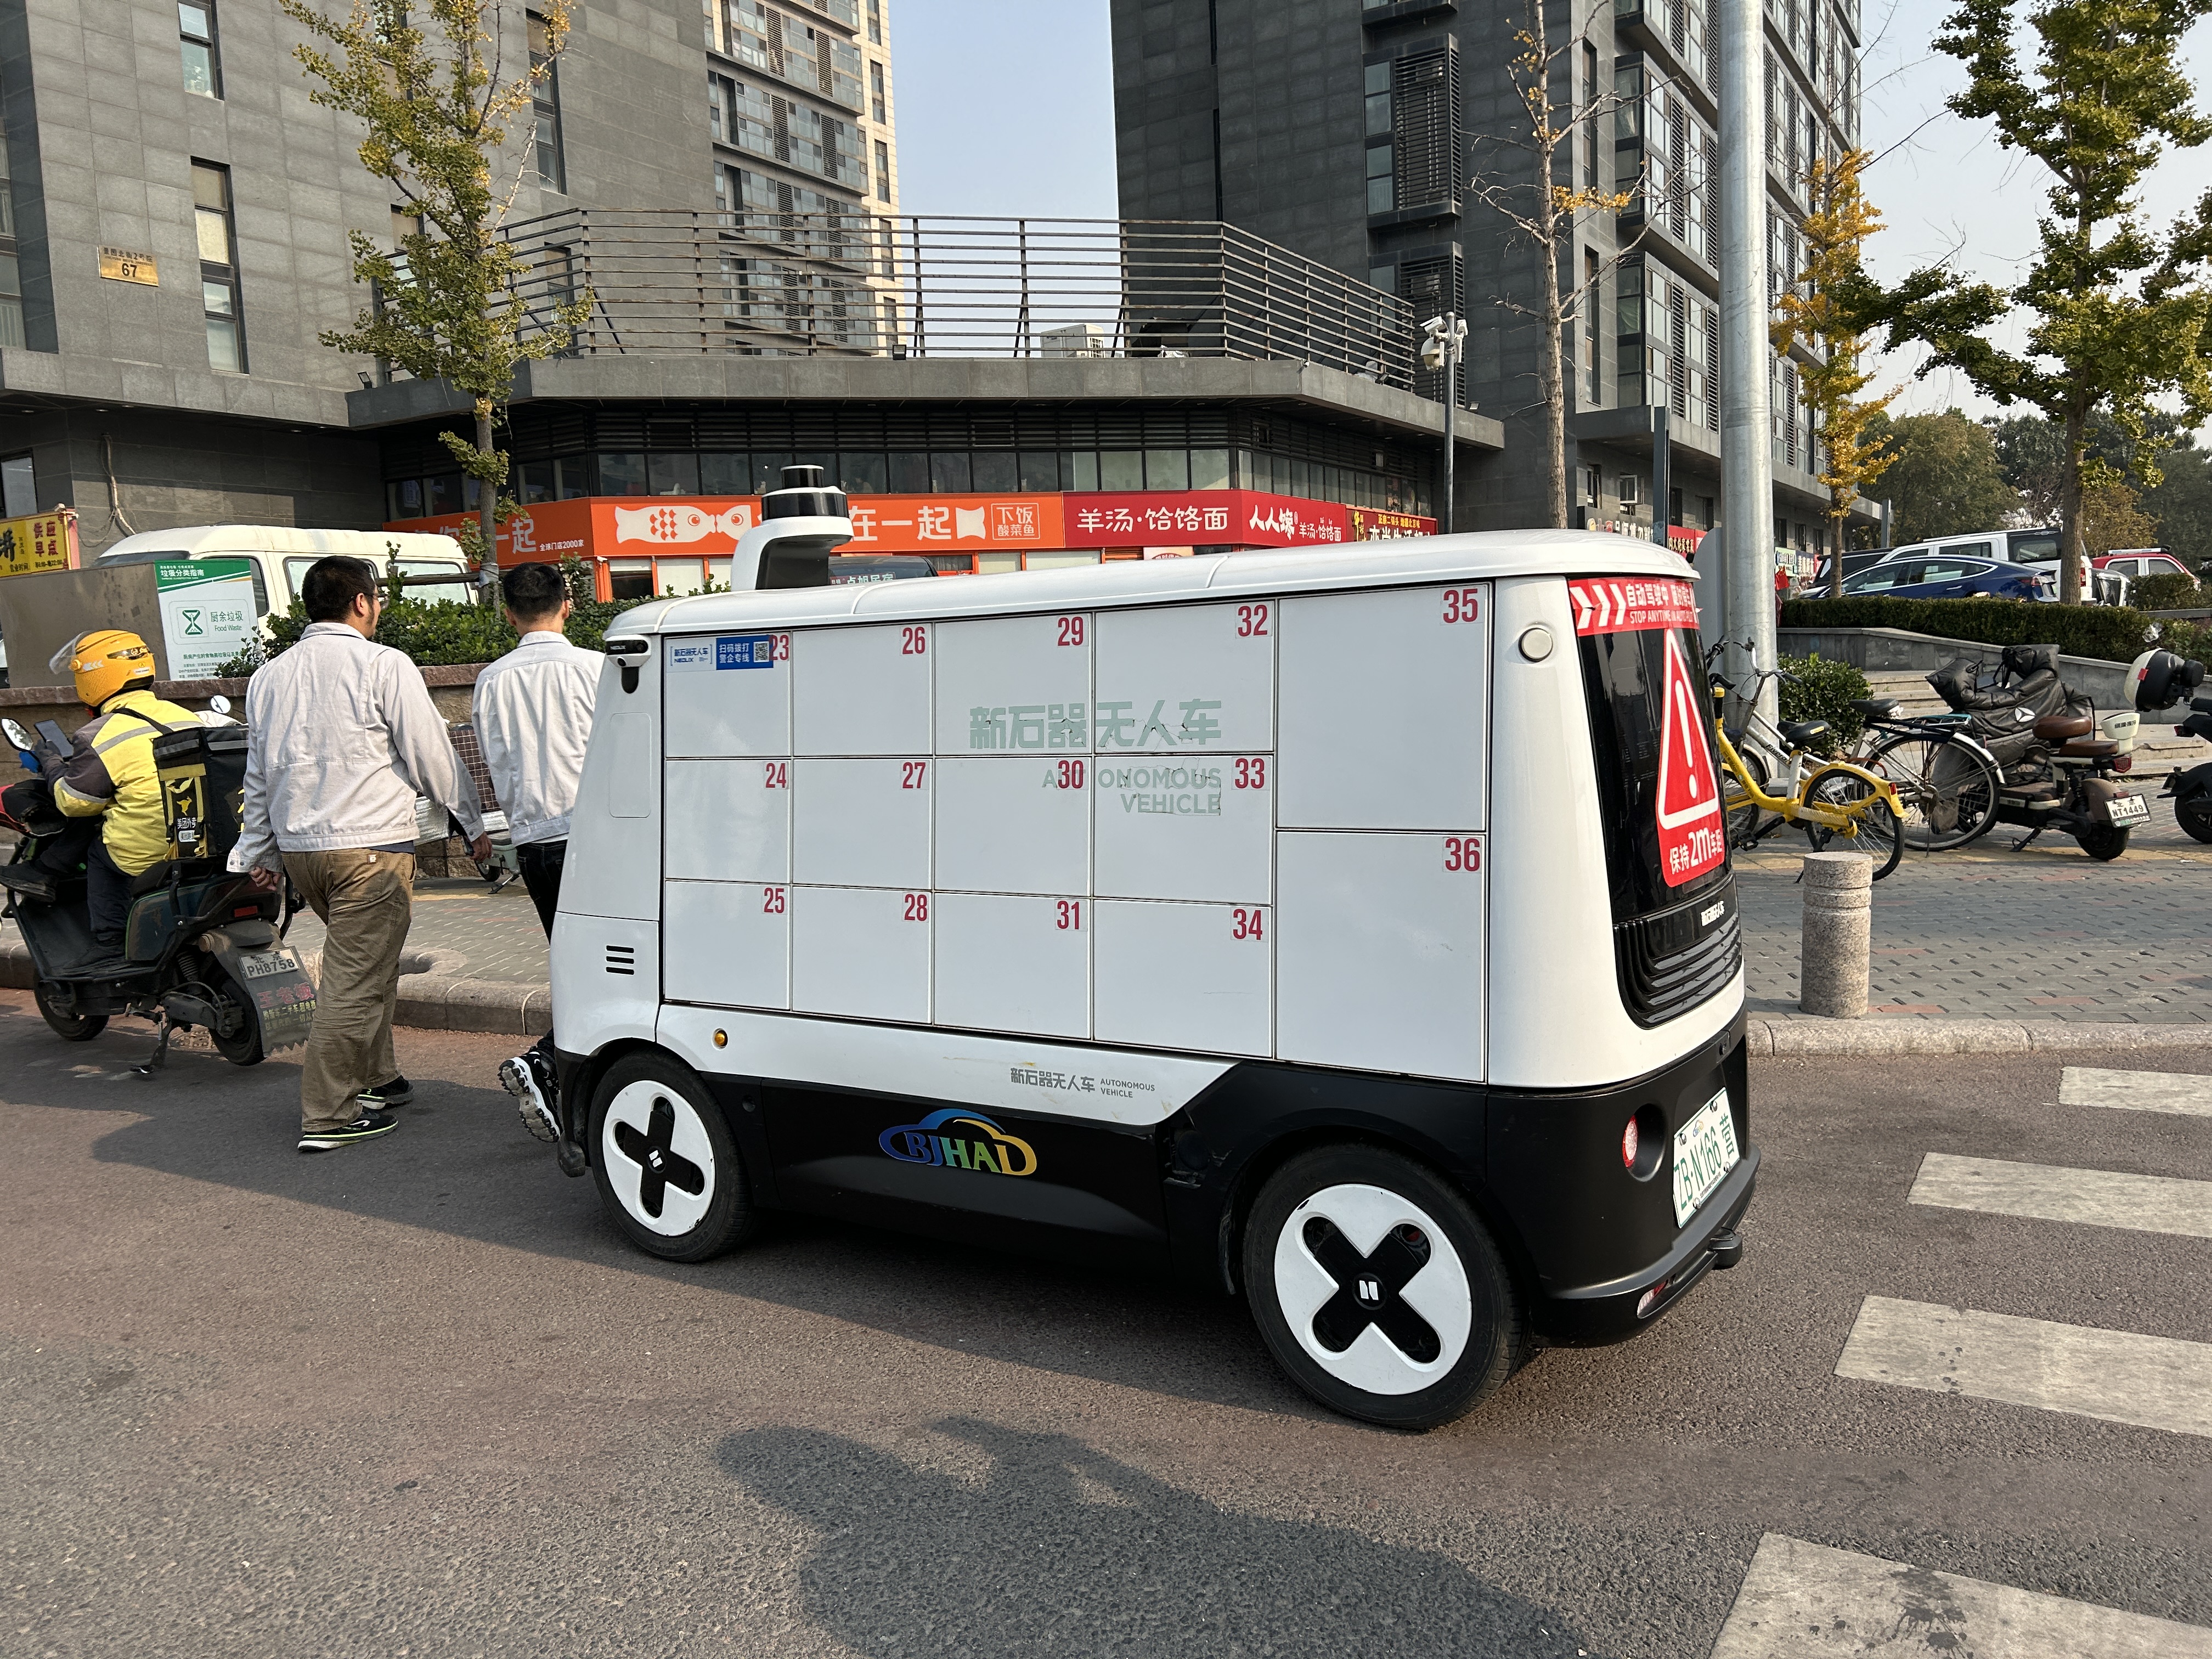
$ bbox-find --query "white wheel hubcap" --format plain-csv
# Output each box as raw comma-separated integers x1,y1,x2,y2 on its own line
600,1080,716,1237
1273,1182,1472,1396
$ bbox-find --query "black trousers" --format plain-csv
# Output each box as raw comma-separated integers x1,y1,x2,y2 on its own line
86,839,132,946
517,838,566,1069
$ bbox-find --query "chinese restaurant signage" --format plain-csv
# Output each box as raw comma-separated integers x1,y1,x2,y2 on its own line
0,509,78,578
388,489,1435,563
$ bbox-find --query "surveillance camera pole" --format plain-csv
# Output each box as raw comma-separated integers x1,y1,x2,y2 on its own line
1422,312,1469,534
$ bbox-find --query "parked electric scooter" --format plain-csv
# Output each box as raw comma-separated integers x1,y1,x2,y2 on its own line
0,707,317,1068
1927,644,2152,860
2139,650,2212,841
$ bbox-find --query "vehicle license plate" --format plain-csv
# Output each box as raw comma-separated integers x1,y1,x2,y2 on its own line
1672,1088,1741,1227
2104,793,2149,827
236,949,296,980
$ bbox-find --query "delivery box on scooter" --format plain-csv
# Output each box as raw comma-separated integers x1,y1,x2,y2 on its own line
151,724,248,864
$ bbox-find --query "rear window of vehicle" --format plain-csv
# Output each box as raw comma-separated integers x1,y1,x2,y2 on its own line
2010,530,2061,562
1571,578,1731,923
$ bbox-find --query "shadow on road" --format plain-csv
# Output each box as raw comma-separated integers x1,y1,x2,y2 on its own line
4,995,1319,1420
717,1417,1597,1657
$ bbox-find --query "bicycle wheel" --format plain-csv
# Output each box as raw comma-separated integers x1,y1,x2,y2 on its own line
1724,748,1772,849
1866,733,2001,851
1806,771,1906,881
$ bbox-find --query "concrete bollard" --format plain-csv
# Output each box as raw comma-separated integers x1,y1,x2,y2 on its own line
1800,851,1872,1019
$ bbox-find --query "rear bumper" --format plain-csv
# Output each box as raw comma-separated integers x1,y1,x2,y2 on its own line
1535,1150,1758,1344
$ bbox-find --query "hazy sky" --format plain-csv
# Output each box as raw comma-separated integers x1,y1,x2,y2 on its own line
890,1,2212,427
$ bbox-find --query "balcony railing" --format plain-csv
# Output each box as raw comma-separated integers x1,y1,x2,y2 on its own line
501,211,1425,394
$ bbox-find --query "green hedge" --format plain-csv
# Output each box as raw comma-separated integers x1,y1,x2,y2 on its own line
1776,652,1871,753
217,592,659,675
1779,596,2164,664
2132,572,2207,612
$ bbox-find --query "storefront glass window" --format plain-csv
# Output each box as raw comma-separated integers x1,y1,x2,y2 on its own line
1143,449,1188,490
648,453,699,495
840,452,888,493
597,453,647,495
888,451,928,492
1018,452,1060,492
970,452,1017,492
1190,449,1231,490
699,453,749,493
608,558,654,600
1099,452,1142,492
929,452,971,492
1065,452,1098,491
517,461,555,504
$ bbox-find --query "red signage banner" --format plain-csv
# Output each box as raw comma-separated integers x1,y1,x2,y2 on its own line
1567,577,1700,636
1654,629,1728,887
844,494,1065,554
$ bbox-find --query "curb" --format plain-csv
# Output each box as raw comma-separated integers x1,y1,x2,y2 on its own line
1746,1018,2212,1056
0,941,547,1037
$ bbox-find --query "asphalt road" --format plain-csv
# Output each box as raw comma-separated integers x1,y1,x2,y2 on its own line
4,996,2210,1657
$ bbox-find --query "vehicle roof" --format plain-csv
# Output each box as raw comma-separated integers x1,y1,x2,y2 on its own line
95,525,464,559
617,528,1697,637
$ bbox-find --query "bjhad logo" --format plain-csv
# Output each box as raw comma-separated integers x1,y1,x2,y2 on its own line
878,1109,1038,1177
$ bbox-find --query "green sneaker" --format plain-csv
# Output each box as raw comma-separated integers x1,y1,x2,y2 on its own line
298,1110,398,1154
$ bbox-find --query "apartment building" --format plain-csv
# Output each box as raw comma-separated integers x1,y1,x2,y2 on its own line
0,0,900,550
1110,0,1877,552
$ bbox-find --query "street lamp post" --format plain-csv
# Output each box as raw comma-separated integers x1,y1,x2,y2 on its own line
1421,312,1469,535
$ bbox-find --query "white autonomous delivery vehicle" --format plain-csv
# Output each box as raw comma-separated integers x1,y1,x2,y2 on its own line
544,472,1754,1428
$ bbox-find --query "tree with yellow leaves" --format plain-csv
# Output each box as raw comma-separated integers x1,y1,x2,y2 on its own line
1772,149,1898,595
1468,0,1638,528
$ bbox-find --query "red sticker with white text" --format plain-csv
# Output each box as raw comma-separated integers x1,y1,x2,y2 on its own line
1655,629,1726,886
1568,577,1699,635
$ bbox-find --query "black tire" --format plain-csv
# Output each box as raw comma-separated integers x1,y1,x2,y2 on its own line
1805,771,1906,880
587,1051,758,1263
33,981,104,1042
2175,794,2212,844
1242,1144,1527,1431
206,970,264,1066
1867,735,2001,850
2074,823,2130,861
1725,747,1771,849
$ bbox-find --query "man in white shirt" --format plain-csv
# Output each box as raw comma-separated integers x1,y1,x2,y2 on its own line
235,557,489,1154
477,562,602,1142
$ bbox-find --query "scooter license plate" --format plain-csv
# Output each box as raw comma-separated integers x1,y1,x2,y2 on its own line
2103,793,2150,827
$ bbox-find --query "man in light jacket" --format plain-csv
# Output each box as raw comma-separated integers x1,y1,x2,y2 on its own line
477,562,601,1142
233,556,488,1154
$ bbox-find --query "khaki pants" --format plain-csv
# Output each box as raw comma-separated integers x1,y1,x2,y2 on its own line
286,849,415,1133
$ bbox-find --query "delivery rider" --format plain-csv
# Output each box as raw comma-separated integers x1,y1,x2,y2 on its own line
2,630,197,961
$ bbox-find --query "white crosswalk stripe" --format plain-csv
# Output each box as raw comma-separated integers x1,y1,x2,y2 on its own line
1835,1295,2212,1438
1908,1152,2212,1239
1709,1533,2212,1657
2058,1065,2212,1116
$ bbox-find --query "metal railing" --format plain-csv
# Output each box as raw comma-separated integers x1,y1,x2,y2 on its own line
500,210,1424,392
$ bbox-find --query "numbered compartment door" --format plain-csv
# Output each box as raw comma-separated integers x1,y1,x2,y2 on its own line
1093,900,1270,1057
663,633,789,757
1277,585,1489,830
790,885,931,1023
791,757,932,889
664,879,789,1009
932,891,1090,1039
793,623,932,755
1093,755,1271,902
1093,600,1276,753
664,758,789,883
1274,831,1484,1081
933,612,1092,756
935,755,1090,895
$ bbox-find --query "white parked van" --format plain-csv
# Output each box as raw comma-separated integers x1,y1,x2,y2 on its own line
543,526,1755,1427
95,524,473,619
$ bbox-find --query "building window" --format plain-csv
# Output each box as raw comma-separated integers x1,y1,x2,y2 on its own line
193,161,244,374
1582,40,1598,189
871,59,887,124
867,0,883,44
528,13,566,191
1365,141,1393,215
1,454,32,517
1584,246,1601,404
874,140,890,201
180,0,222,98
0,137,21,351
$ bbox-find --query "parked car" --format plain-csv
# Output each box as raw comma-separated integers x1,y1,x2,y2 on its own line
1839,555,2048,600
95,525,474,624
2094,549,2192,582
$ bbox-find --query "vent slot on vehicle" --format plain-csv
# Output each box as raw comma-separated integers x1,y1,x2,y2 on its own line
605,944,637,977
1615,873,1741,1026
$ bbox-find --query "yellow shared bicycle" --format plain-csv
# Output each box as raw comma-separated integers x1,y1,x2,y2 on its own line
1709,659,1907,881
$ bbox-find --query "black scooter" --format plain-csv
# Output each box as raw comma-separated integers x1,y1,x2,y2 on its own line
2145,651,2212,841
0,711,317,1069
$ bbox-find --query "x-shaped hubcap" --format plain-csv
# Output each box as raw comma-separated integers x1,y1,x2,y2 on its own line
612,1094,706,1220
1301,1216,1442,1363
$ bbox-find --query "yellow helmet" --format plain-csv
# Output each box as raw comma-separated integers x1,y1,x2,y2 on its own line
69,629,156,708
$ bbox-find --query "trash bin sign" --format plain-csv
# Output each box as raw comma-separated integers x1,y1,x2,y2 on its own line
155,560,256,679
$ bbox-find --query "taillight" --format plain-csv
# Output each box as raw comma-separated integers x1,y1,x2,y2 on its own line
2113,755,2133,773
1621,1116,1639,1170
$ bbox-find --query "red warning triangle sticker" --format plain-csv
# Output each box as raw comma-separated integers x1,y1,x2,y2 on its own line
1654,629,1727,887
